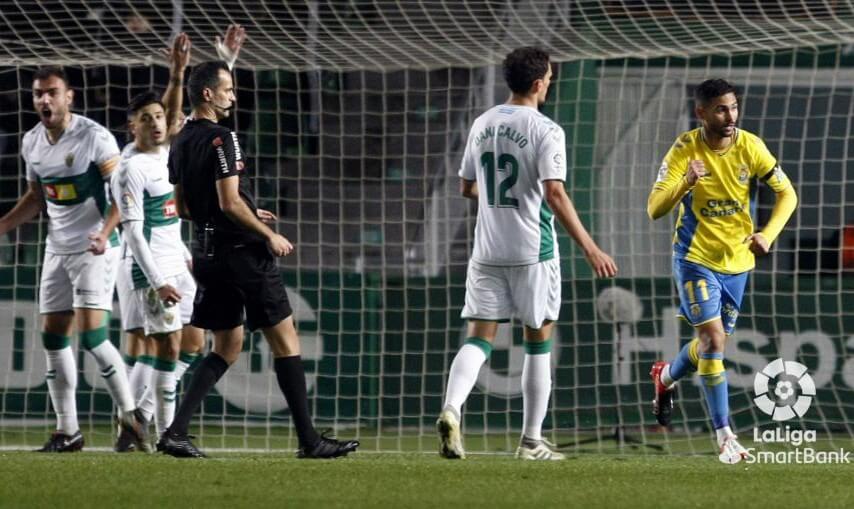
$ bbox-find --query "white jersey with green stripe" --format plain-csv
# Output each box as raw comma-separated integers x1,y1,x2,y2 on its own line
22,114,120,254
458,104,567,266
112,143,185,289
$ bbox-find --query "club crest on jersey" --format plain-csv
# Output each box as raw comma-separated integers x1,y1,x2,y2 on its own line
738,164,749,184
690,303,702,318
212,136,223,147
65,153,74,167
121,192,135,208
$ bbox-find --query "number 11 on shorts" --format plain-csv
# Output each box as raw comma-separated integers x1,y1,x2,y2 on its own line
684,279,709,304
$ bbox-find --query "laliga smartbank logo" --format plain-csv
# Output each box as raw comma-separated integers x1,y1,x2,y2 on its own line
747,358,850,464
753,358,815,421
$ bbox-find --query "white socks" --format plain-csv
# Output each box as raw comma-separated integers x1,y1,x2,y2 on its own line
88,341,135,413
442,340,491,417
716,425,735,446
661,364,675,387
443,337,554,443
128,358,156,421
154,368,177,435
45,347,79,434
521,340,552,441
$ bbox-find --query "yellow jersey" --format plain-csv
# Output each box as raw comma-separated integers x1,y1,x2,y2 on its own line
654,128,792,274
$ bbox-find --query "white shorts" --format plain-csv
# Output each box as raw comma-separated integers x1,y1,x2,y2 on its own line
461,258,561,329
135,271,196,336
116,256,144,331
39,248,120,314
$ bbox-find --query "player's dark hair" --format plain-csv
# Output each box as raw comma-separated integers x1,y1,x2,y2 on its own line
187,61,231,108
127,91,164,116
694,79,738,105
502,47,550,95
32,66,70,88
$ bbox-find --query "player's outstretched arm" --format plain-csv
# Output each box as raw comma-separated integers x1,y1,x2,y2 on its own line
746,184,798,256
647,160,706,220
0,181,44,236
215,24,247,71
543,180,617,278
163,32,191,139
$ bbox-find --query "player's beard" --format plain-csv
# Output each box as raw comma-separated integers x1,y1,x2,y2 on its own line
716,123,736,138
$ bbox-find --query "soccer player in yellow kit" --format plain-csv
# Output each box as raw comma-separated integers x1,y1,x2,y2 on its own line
647,79,797,464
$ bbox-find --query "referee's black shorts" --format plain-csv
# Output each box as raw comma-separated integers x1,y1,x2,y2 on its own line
190,242,292,331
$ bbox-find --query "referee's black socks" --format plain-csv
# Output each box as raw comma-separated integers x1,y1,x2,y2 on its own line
274,356,321,447
170,352,230,436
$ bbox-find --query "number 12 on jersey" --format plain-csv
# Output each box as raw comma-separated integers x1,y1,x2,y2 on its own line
481,152,519,208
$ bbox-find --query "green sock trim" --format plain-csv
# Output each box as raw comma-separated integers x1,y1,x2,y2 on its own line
465,337,493,357
80,326,109,350
124,354,137,367
42,332,71,351
137,355,157,367
153,358,177,372
179,351,200,364
524,339,553,355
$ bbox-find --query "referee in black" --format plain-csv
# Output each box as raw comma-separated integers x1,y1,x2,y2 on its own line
158,60,359,459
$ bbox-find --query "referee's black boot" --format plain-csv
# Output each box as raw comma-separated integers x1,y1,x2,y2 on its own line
297,431,360,459
157,429,207,458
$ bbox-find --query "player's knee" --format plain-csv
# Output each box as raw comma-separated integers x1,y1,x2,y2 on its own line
697,328,725,354
155,335,180,360
213,335,243,365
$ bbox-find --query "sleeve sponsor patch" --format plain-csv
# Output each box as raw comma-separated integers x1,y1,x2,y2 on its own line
655,162,668,183
762,165,786,183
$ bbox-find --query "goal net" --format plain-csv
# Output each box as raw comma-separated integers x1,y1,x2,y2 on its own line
1,1,853,454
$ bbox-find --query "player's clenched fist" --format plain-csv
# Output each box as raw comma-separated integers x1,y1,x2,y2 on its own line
686,159,707,186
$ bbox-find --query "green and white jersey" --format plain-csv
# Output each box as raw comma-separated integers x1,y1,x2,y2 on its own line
22,114,120,254
112,143,185,289
458,104,567,266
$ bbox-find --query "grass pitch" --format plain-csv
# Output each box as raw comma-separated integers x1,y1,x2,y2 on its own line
1,448,853,509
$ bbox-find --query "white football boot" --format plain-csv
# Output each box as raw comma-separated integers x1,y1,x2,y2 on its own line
515,437,566,461
437,409,465,459
718,434,749,464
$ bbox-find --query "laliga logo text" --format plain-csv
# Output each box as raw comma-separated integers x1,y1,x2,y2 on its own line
747,358,850,464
